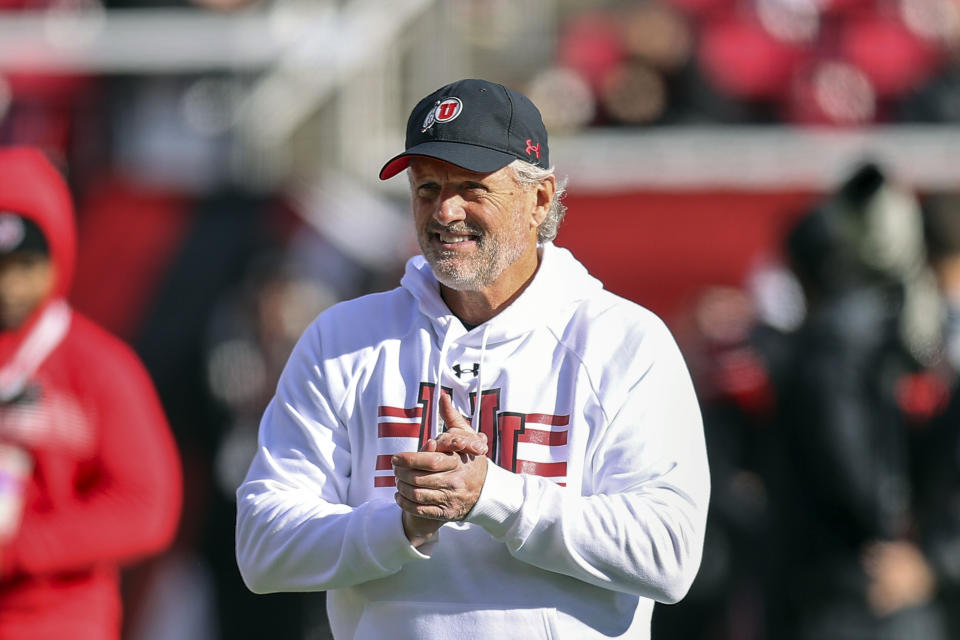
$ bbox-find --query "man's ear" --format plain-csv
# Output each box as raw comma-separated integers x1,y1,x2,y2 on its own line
530,175,556,229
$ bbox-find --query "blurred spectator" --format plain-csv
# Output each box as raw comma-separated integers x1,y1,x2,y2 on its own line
115,187,298,640
656,256,804,640
764,162,947,640
924,193,960,371
0,147,181,639
656,285,779,640
200,249,337,640
115,179,382,639
913,192,960,639
900,47,960,121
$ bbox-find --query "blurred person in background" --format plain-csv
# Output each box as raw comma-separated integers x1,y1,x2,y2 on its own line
655,277,796,640
923,192,960,376
201,251,336,639
910,192,960,639
764,162,947,640
0,147,182,639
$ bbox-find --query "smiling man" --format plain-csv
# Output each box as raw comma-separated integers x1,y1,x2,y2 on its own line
236,78,710,640
408,156,550,326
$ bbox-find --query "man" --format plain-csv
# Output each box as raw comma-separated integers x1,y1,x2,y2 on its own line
0,147,182,639
236,78,709,640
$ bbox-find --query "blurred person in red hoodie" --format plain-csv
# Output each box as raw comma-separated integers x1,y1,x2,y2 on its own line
0,147,182,639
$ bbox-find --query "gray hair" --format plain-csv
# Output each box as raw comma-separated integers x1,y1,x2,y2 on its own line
509,159,568,243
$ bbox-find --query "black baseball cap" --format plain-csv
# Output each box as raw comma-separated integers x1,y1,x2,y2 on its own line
379,78,549,180
0,212,47,255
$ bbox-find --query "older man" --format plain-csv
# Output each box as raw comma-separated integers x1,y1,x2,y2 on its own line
236,78,709,640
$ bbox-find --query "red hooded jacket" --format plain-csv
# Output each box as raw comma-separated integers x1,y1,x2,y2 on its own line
0,148,182,639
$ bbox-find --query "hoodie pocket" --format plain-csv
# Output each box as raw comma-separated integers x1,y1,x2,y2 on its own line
354,600,558,640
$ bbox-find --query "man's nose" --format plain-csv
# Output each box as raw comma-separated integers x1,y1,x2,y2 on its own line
433,192,467,225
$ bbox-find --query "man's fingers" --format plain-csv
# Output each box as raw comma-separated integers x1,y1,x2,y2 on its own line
394,489,445,520
395,478,432,504
393,465,446,487
392,451,459,474
439,393,472,430
435,431,487,455
395,479,455,519
437,394,488,454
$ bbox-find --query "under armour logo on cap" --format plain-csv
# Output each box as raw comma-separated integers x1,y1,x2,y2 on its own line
525,139,541,159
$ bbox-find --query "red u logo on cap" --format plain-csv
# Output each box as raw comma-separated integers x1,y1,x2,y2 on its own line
435,98,462,123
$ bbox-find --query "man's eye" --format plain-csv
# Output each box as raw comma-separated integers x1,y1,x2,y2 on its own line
417,185,439,197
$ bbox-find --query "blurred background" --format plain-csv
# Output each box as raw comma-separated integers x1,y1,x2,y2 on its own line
3,0,960,638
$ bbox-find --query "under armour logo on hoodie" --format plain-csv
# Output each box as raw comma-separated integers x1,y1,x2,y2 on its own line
452,363,479,378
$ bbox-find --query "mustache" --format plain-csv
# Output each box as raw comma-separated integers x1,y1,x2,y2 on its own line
427,222,483,236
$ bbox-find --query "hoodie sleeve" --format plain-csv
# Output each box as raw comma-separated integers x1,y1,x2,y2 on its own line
0,331,182,578
466,319,711,603
235,322,427,594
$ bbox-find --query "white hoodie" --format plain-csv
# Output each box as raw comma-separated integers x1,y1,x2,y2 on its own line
236,243,710,640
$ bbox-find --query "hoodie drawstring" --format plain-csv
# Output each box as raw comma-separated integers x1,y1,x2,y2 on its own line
432,323,454,447
0,300,71,402
471,325,490,433
434,322,490,439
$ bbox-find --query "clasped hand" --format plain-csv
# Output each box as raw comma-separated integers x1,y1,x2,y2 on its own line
392,394,489,546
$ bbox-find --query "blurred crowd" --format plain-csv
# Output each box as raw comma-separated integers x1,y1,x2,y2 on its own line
4,0,960,150
532,0,960,128
657,162,960,640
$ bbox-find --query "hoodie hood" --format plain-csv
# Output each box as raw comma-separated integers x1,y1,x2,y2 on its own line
0,147,76,301
401,242,603,346
401,242,603,434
